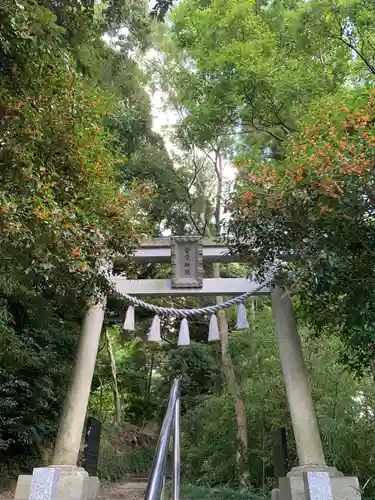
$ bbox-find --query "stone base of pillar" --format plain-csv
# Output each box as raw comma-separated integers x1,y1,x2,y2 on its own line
87,477,100,500
271,488,280,500
14,467,100,500
287,465,343,477
279,468,361,500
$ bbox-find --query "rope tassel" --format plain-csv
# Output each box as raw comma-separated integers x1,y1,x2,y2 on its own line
148,314,161,342
123,305,135,331
236,303,249,330
208,314,220,342
178,318,190,346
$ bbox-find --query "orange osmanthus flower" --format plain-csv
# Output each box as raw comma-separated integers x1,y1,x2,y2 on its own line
244,192,255,201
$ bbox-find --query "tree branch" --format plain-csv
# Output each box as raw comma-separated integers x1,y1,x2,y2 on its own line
172,167,202,234
250,118,284,143
272,100,298,133
326,25,375,75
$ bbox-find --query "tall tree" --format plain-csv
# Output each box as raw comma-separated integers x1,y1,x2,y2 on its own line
155,0,347,164
228,85,375,375
0,0,164,468
211,150,250,490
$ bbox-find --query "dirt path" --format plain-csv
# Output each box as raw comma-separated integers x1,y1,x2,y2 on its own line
98,481,147,500
0,493,13,500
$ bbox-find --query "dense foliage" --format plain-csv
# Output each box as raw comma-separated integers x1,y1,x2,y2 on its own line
155,0,375,372
0,0,163,473
92,309,375,496
147,0,375,493
229,87,375,372
3,0,375,497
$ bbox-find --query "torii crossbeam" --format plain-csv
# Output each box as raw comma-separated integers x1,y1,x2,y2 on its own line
112,236,267,297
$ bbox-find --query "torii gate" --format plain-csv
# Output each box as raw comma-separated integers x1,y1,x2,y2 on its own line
16,237,361,500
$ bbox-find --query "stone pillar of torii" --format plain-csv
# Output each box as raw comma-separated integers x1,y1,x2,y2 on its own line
14,237,362,500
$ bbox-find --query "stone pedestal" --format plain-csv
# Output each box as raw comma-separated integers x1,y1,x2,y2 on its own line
14,476,32,500
271,488,280,500
14,467,100,500
287,465,343,477
87,477,100,500
278,467,361,500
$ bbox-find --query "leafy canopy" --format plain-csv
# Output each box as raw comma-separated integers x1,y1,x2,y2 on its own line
229,86,375,371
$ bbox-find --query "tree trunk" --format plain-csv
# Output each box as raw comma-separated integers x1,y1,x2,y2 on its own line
98,375,104,420
211,150,250,490
142,351,154,427
371,355,375,382
105,329,122,426
251,298,256,320
213,263,250,490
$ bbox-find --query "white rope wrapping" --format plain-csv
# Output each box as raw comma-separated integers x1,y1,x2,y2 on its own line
118,278,273,318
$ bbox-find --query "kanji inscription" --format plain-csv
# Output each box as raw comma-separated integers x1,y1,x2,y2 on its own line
171,236,203,288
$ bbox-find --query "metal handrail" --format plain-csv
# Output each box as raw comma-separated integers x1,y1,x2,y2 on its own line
145,378,181,500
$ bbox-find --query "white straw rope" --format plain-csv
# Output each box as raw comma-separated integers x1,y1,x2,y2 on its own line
118,278,273,318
